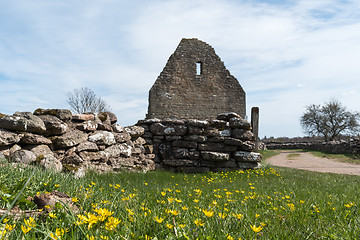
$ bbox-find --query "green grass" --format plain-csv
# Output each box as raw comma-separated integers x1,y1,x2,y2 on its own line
258,150,280,161
308,151,360,164
0,157,359,239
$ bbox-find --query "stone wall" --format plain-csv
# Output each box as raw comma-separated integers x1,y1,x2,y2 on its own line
0,109,261,175
147,38,246,120
137,112,262,172
0,109,155,177
266,139,360,154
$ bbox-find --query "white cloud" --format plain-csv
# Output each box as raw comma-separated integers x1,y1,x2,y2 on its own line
0,0,359,136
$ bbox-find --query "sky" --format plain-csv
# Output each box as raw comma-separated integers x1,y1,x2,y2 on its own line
0,0,359,138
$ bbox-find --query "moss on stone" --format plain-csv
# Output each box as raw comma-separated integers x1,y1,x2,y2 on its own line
36,155,45,163
34,108,58,117
0,113,6,119
98,112,108,122
63,164,79,172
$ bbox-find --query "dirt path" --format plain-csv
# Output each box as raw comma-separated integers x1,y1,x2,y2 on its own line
266,151,360,176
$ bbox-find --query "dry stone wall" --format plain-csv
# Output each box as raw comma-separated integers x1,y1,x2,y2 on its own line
0,109,155,177
0,109,262,175
266,139,360,154
138,112,262,172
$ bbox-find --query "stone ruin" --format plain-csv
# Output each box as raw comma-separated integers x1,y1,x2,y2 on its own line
147,38,246,120
0,38,261,175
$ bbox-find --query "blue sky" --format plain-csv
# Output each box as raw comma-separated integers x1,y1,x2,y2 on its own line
0,0,359,138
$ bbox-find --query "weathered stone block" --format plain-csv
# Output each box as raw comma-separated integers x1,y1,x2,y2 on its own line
104,143,133,158
204,128,231,137
186,119,209,127
39,115,68,136
229,118,251,130
134,137,147,146
125,126,145,139
88,131,116,146
217,112,241,121
173,140,197,149
232,129,255,140
165,136,182,141
174,148,189,158
198,143,237,152
188,126,205,135
184,135,207,143
79,151,107,162
113,132,131,143
76,142,99,153
52,130,88,149
72,114,95,121
0,112,46,134
150,123,187,136
97,123,113,131
34,108,72,122
10,150,36,164
233,151,262,163
163,159,198,167
74,120,97,132
0,129,22,146
20,133,52,145
201,151,229,161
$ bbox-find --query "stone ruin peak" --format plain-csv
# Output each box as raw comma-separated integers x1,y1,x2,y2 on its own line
147,38,246,120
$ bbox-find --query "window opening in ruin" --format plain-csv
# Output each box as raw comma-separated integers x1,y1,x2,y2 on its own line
196,62,202,75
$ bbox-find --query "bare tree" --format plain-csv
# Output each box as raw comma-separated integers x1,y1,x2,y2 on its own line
67,87,111,114
300,99,359,141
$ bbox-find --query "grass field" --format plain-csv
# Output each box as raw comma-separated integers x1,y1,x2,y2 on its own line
0,155,359,239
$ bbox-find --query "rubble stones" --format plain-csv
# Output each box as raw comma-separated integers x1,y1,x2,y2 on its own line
38,115,68,136
52,130,88,149
201,151,230,161
88,131,116,146
0,112,46,134
10,150,36,164
217,112,241,121
20,133,52,145
229,117,251,130
72,114,94,121
76,142,99,153
234,151,262,163
34,109,72,122
125,126,145,139
0,129,22,146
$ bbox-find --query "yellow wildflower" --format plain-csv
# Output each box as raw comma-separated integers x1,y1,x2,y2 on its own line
49,212,57,218
166,223,174,229
105,217,121,231
232,213,244,220
250,224,263,233
194,219,205,227
193,199,200,203
154,216,164,223
203,209,214,217
71,197,78,203
49,228,65,239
